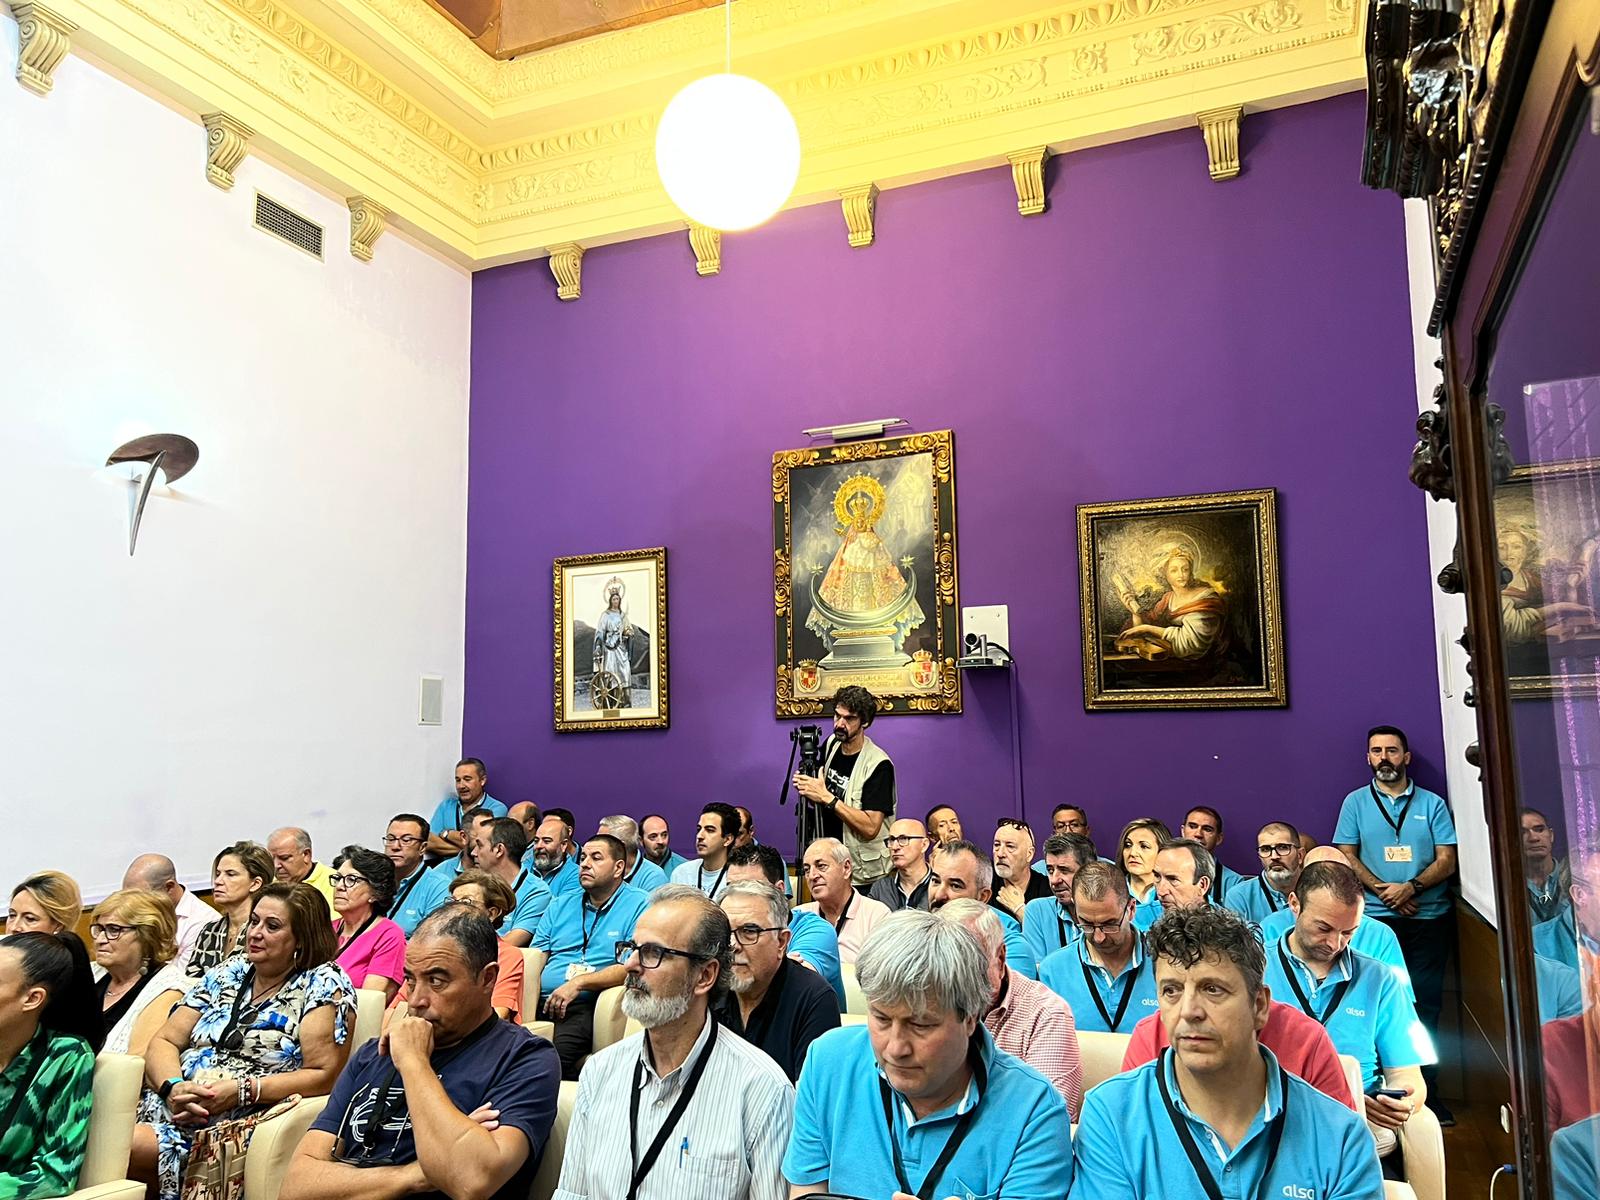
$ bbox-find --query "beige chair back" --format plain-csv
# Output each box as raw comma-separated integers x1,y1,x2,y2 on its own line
842,963,867,1016
529,1080,579,1200
78,1053,144,1188
591,986,628,1052
522,948,543,1025
242,1095,330,1200
1338,1054,1363,1111
841,1013,867,1027
352,988,385,1050
1078,1031,1132,1093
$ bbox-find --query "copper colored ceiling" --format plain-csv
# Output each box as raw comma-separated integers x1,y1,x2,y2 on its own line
426,0,723,57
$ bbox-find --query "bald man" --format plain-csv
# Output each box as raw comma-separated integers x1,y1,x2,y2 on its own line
123,853,219,969
867,818,932,911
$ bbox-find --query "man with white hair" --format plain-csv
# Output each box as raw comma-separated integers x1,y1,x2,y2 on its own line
796,838,889,963
714,881,840,1081
266,827,335,907
598,814,669,893
938,898,1084,1118
783,909,1073,1199
991,819,1051,920
553,884,794,1200
122,853,218,968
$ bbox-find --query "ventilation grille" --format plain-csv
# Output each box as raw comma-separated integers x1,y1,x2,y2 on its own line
253,192,324,259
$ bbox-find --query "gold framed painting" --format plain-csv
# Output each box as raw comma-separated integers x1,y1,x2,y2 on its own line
773,430,961,716
553,547,668,732
1078,489,1286,711
1494,456,1600,699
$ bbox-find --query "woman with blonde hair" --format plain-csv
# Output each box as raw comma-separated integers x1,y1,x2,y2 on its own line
1117,817,1171,931
7,872,83,935
90,890,189,1055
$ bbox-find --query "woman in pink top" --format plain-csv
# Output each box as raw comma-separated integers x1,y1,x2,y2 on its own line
328,846,406,1002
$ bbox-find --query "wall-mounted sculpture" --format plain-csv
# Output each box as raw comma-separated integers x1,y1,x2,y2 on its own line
105,434,199,555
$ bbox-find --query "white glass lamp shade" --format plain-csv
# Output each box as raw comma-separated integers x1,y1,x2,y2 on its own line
655,73,801,232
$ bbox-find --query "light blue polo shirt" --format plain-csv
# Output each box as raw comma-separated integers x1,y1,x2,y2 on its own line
788,908,845,1005
1537,953,1583,1023
1333,782,1457,919
428,793,507,836
1553,1113,1600,1199
1262,934,1434,1091
1224,874,1293,925
531,855,581,900
1037,937,1158,1035
425,854,469,887
1022,896,1079,963
654,851,689,875
1205,864,1245,907
1534,908,1580,968
1069,1047,1383,1199
531,884,650,995
995,908,1038,980
503,869,552,939
1132,888,1163,932
388,863,451,935
1257,907,1413,998
784,1024,1073,1200
669,857,732,899
623,856,669,895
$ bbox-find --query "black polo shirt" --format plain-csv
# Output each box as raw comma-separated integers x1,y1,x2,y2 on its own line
713,955,841,1081
868,867,931,912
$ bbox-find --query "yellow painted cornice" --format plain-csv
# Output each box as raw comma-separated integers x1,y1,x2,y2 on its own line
6,0,1364,270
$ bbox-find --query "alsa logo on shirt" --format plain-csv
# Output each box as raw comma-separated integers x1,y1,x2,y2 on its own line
1343,1007,1367,1018
1282,1187,1317,1199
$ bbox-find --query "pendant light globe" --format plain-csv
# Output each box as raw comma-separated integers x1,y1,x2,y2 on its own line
655,72,800,232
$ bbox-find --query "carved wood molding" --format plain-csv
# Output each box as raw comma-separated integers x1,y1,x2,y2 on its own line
9,2,76,95
548,242,583,299
1196,104,1243,179
840,183,877,248
348,194,389,260
202,111,253,190
1006,145,1050,215
687,223,720,276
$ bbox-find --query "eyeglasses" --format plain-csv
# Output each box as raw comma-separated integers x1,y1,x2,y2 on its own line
996,818,1032,832
328,874,369,889
730,924,786,946
382,835,422,847
885,834,928,848
614,939,713,969
90,922,136,941
1257,842,1297,858
1074,916,1128,936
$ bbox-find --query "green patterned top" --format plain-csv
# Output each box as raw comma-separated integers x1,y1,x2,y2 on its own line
0,1028,96,1200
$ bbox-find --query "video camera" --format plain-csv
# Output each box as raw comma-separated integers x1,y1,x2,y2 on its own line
790,723,824,776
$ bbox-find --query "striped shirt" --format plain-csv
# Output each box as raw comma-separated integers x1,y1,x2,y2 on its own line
554,1011,795,1200
984,966,1085,1119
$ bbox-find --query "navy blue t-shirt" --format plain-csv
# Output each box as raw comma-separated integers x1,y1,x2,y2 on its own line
311,1016,559,1200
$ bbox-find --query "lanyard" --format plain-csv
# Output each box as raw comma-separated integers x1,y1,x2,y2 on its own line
1080,953,1139,1032
1210,872,1225,904
1258,877,1283,913
581,890,622,956
349,1014,498,1158
335,913,379,956
628,1019,719,1200
0,1031,48,1136
1276,939,1352,1026
1054,903,1074,950
218,967,287,1051
1155,1048,1289,1200
697,862,728,899
1369,784,1415,839
879,1037,987,1200
389,869,424,917
833,894,855,935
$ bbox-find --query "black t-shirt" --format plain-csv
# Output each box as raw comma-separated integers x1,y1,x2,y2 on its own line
713,956,841,1082
816,748,894,842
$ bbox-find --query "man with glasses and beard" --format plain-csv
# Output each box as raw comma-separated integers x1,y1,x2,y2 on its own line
792,685,896,890
552,885,794,1200
992,820,1051,921
1037,862,1159,1034
1223,822,1304,924
712,882,840,1081
1334,724,1457,1123
282,905,558,1200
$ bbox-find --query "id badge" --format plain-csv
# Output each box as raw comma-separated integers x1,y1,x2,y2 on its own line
565,963,594,981
1384,845,1414,864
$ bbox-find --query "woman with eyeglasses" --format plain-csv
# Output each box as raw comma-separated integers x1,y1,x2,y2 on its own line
91,889,189,1055
7,871,83,936
0,930,104,1200
133,882,356,1200
328,846,406,1003
1117,817,1172,931
186,841,274,980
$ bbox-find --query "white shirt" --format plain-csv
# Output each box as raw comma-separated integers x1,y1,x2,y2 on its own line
796,892,890,964
554,1012,794,1200
172,887,220,971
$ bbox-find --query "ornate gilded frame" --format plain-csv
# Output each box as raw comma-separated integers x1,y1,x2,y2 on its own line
552,546,668,732
772,430,961,717
1077,488,1286,711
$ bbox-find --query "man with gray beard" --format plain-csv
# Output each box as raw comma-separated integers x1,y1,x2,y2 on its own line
552,885,794,1200
1224,821,1306,923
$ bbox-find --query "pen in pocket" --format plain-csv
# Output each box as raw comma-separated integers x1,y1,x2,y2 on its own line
679,1136,688,1166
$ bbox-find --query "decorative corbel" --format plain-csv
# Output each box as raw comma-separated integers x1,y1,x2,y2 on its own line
688,224,721,276
347,195,388,262
10,3,76,96
549,243,584,300
1006,146,1051,216
201,112,254,191
1195,105,1244,181
840,183,878,248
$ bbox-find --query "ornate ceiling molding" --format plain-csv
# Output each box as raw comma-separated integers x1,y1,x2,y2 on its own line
10,0,1367,268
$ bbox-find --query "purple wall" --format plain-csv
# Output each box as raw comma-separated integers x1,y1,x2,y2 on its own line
465,92,1445,872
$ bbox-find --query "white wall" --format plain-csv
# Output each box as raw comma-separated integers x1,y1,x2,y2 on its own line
0,24,472,901
1403,198,1497,923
